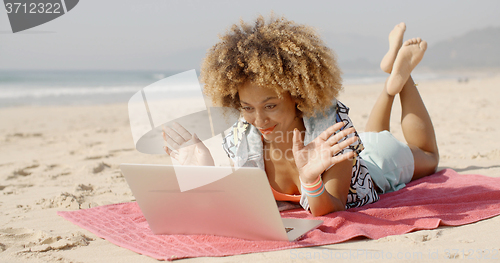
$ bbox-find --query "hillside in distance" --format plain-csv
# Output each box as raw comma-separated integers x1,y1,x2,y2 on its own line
161,27,500,73
422,27,500,70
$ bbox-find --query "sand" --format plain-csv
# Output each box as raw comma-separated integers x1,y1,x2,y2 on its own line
1,75,499,262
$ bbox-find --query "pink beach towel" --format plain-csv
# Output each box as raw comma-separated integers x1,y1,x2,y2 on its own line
58,169,500,261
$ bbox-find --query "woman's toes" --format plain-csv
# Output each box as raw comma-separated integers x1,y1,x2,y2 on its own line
420,40,428,50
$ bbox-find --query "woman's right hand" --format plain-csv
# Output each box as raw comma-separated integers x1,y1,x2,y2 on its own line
162,122,215,166
292,122,357,184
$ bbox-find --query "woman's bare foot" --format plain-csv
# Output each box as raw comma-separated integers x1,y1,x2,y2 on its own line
386,38,427,95
380,22,406,74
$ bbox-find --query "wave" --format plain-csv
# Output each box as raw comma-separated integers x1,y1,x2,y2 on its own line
0,86,140,99
0,84,204,99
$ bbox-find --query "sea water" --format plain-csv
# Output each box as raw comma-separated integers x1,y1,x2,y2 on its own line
0,71,179,107
0,70,451,108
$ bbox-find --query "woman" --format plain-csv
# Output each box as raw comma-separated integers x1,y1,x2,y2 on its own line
162,16,439,216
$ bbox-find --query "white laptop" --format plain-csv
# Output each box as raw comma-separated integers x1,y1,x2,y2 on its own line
120,164,323,241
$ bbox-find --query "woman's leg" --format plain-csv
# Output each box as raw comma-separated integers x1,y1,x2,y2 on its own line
399,76,439,180
380,22,406,74
365,22,406,132
366,38,439,181
364,81,395,133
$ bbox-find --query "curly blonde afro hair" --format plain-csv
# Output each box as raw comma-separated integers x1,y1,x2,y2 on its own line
200,14,343,117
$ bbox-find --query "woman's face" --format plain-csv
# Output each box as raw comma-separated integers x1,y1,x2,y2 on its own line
238,82,300,142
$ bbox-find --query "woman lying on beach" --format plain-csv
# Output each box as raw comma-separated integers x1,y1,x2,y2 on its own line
162,16,439,216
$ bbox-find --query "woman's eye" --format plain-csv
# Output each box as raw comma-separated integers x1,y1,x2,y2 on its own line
242,107,252,111
265,105,276,109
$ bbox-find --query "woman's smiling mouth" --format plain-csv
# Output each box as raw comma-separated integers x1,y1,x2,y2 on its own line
259,124,277,135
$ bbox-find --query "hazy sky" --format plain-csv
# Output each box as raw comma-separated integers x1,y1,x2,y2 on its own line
1,0,499,71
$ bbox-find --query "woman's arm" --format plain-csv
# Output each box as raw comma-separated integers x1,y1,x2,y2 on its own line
292,122,356,216
305,158,353,216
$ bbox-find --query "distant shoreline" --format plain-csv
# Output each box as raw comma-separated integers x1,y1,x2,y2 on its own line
0,70,498,108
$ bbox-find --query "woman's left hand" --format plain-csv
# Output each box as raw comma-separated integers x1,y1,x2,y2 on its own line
162,122,215,166
292,122,357,184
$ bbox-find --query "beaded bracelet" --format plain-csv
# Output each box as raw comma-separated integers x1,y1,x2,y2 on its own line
300,175,325,198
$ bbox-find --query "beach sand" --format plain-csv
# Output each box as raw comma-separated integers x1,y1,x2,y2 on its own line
1,75,499,262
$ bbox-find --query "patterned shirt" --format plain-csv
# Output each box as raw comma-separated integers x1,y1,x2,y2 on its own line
222,99,379,210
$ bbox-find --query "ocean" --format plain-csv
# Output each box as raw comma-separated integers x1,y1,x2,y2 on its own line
0,70,449,108
0,71,172,107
